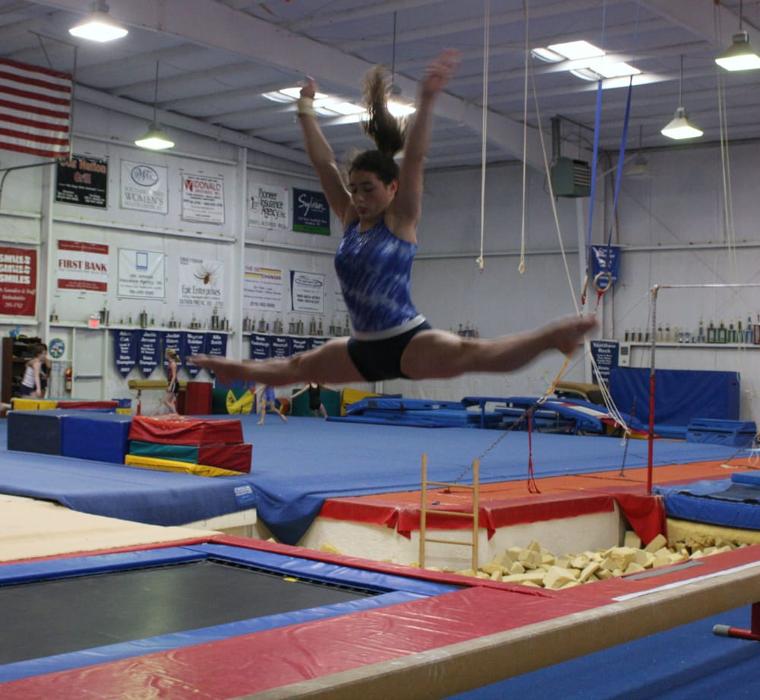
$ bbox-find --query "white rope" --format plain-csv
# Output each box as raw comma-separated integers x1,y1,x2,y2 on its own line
518,0,529,275
530,72,580,316
476,0,490,272
530,71,631,433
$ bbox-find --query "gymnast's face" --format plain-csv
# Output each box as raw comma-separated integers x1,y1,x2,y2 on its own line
349,170,397,222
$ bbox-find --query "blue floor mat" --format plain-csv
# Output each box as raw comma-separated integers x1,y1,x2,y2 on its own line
0,417,737,544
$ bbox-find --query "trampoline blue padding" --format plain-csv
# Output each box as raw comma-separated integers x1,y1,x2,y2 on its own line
732,471,760,487
656,479,760,530
0,417,739,544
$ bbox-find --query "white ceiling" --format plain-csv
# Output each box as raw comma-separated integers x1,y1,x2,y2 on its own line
2,0,759,170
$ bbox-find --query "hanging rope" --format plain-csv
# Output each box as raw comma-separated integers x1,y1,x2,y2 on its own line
476,0,491,272
518,0,530,275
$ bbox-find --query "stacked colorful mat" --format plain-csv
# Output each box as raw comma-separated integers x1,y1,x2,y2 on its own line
126,416,252,477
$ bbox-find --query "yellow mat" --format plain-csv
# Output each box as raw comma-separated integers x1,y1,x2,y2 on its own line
340,387,379,416
667,517,760,546
125,454,242,477
11,398,58,411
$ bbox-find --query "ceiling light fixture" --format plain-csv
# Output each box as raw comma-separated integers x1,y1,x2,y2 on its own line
715,0,760,71
135,62,174,151
69,1,128,43
661,56,703,140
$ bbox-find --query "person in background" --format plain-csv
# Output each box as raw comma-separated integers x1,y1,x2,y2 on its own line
17,344,46,399
38,343,51,398
290,382,335,418
257,384,287,425
163,348,180,415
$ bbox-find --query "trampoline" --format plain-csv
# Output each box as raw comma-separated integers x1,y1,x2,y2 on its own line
0,540,456,683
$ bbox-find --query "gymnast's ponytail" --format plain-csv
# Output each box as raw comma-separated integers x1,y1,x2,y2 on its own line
349,67,406,184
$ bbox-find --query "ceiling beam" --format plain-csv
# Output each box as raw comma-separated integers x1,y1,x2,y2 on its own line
30,0,547,170
287,0,448,33
638,0,759,45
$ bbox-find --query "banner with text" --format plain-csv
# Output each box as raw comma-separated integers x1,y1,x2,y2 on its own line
118,249,165,300
113,329,138,377
590,339,620,385
0,246,36,316
138,330,161,377
244,264,283,312
185,332,206,377
248,182,289,230
590,245,621,291
290,270,325,313
178,257,224,308
120,160,168,214
55,155,108,208
181,172,225,224
56,240,109,292
250,334,272,360
293,187,330,235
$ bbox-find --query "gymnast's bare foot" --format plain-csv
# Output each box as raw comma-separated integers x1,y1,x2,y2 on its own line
545,315,597,356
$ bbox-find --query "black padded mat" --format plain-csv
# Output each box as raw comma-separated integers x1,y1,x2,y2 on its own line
0,560,373,664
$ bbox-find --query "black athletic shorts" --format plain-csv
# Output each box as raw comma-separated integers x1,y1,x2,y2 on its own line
347,321,431,382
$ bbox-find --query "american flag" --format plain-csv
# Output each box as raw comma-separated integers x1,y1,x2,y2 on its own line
0,58,72,159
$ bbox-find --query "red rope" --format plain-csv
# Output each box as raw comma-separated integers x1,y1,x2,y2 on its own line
527,409,541,494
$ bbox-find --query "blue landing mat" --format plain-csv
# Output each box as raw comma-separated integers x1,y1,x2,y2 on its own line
0,417,737,544
450,605,760,699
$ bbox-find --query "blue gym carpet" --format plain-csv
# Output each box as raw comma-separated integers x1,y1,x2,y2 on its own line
0,416,740,543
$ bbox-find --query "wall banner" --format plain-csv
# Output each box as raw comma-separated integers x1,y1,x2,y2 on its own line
178,256,224,308
290,337,309,355
56,240,109,293
55,155,107,208
120,160,168,214
205,332,227,357
244,264,283,312
590,340,620,385
589,245,621,291
185,332,206,377
248,182,289,230
118,249,165,299
163,331,186,370
292,187,330,235
290,270,325,313
113,329,138,377
271,335,292,358
0,246,36,316
181,172,225,224
137,330,161,377
250,334,272,360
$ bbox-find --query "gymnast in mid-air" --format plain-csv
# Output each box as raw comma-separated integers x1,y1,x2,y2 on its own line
192,50,596,387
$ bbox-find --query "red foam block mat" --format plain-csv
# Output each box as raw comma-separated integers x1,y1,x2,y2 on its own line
128,415,243,446
199,443,252,473
56,401,118,409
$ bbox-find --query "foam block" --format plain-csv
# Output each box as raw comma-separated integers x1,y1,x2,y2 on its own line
61,414,132,464
11,398,58,411
128,415,243,446
7,410,64,454
128,440,252,473
686,418,757,447
124,454,242,477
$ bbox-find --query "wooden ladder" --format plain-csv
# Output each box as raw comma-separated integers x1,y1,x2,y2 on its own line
418,453,480,571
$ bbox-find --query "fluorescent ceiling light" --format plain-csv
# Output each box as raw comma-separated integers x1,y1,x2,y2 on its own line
315,100,366,116
262,87,328,103
584,60,641,78
531,47,563,63
715,31,760,71
660,107,703,140
135,124,174,150
69,7,128,43
387,100,416,117
547,40,605,60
